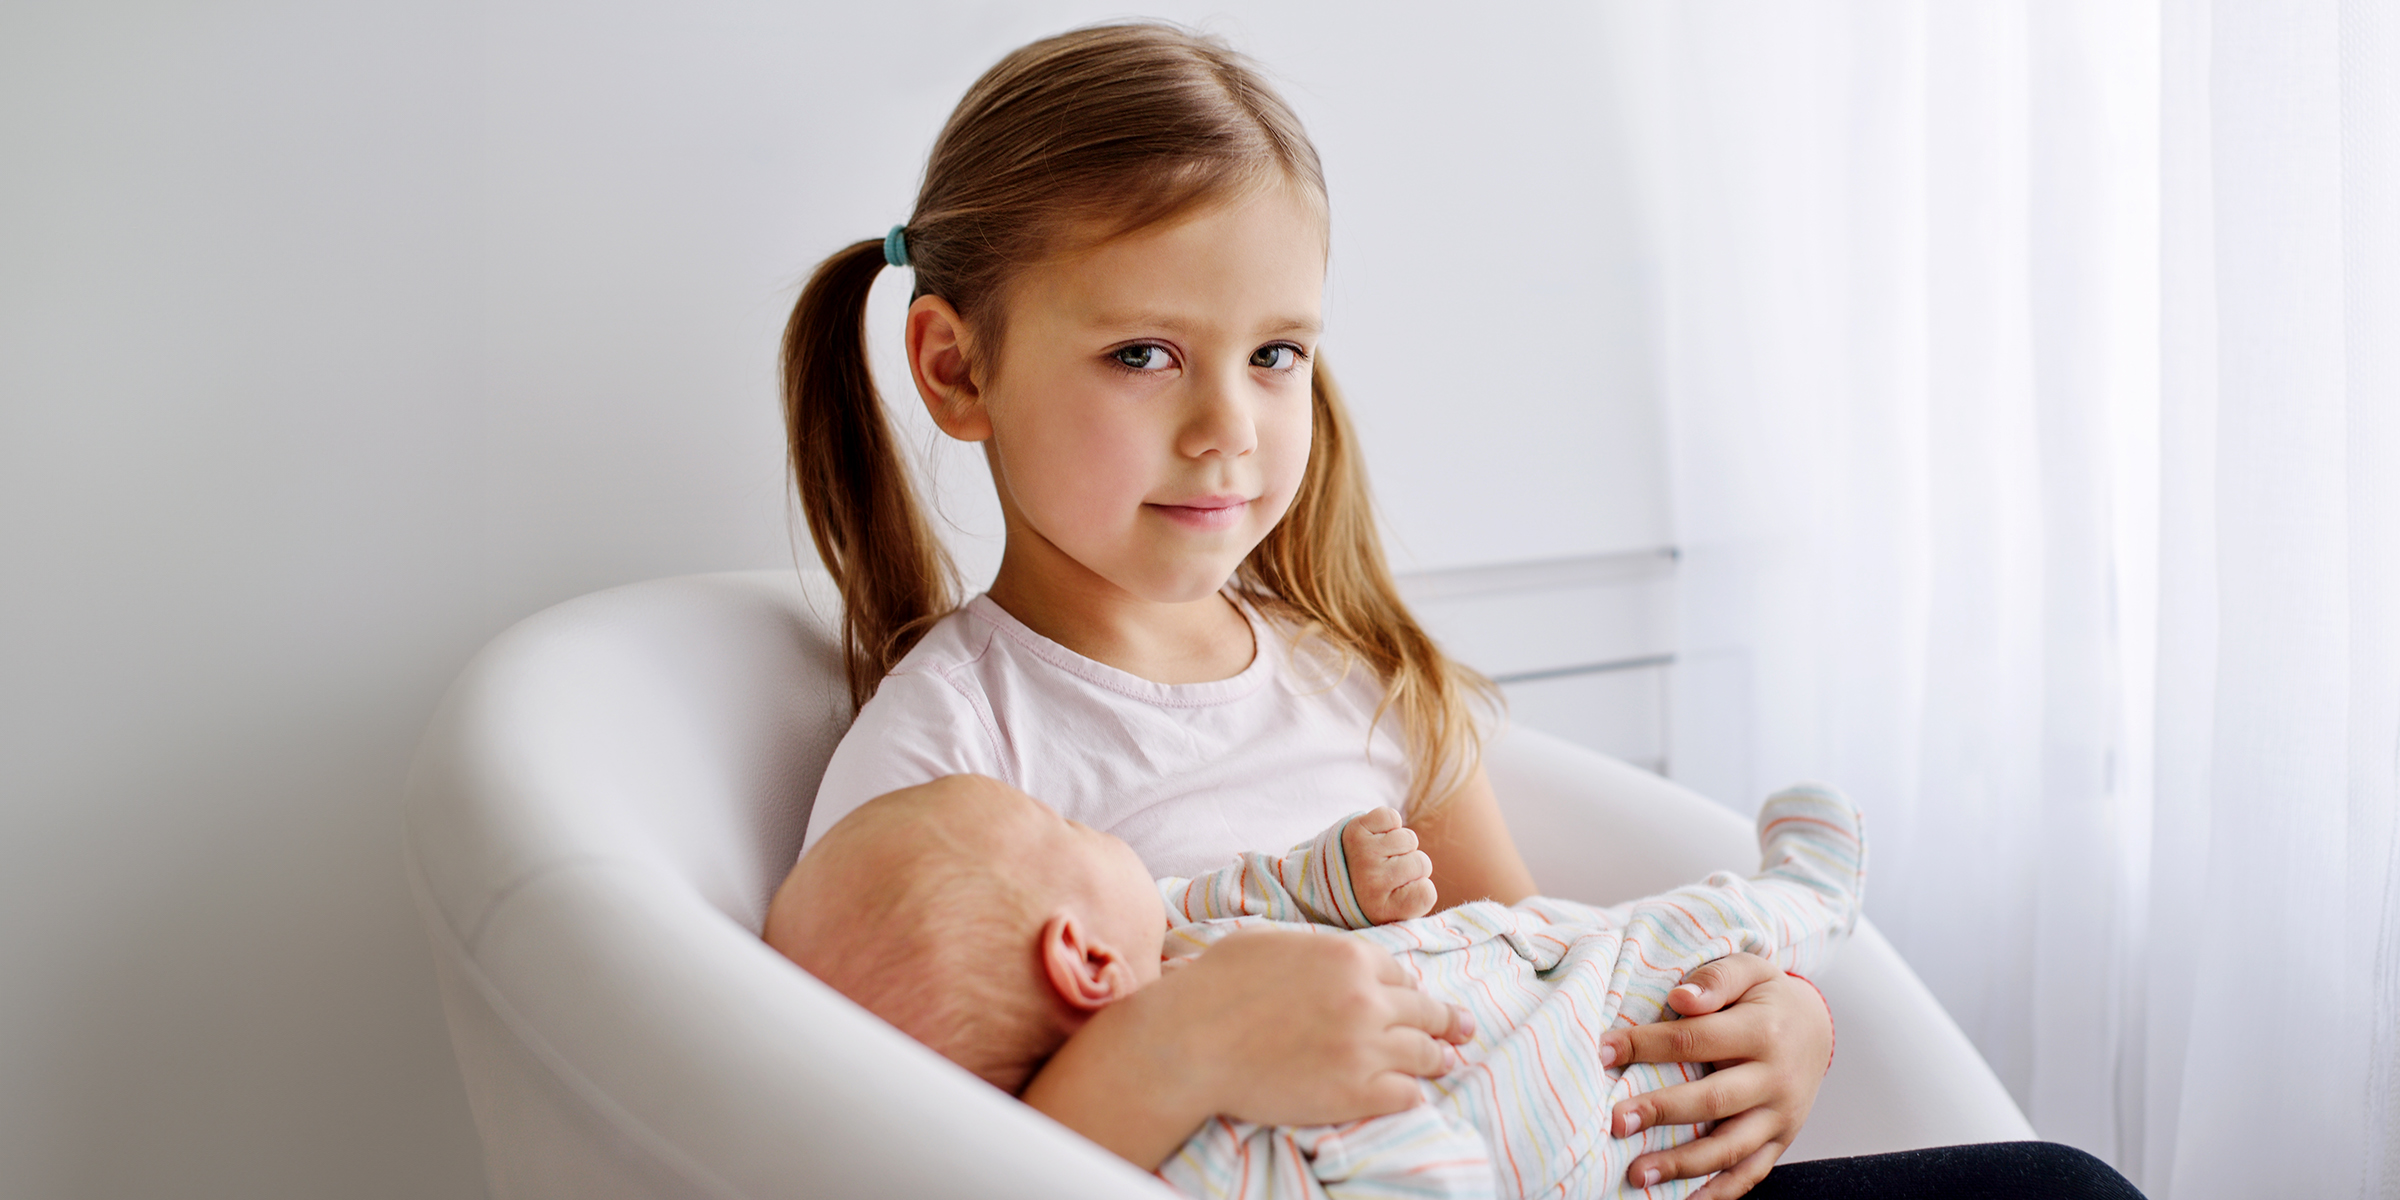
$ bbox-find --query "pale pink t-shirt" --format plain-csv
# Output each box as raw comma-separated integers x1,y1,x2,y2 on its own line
799,594,1413,879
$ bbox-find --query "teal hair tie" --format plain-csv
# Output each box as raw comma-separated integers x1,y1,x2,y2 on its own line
882,225,910,268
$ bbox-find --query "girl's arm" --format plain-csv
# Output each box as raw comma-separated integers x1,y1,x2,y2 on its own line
1021,929,1472,1169
1410,764,1538,908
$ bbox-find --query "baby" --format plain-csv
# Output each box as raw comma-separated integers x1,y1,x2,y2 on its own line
772,775,1865,1200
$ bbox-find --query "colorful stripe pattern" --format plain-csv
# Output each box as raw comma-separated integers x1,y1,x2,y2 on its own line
1159,809,1373,931
1153,786,1866,1200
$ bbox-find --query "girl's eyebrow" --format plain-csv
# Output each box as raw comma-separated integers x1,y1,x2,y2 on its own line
1084,310,1323,339
1258,316,1324,338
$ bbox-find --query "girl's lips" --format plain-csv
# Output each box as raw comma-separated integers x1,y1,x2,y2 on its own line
1147,496,1250,531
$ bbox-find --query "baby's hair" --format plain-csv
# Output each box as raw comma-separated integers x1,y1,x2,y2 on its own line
773,782,1065,1094
780,21,1494,812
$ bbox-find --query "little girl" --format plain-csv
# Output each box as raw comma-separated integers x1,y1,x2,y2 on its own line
760,22,2119,1200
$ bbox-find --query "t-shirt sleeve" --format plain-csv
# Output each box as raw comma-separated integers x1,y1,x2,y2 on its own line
800,667,1009,855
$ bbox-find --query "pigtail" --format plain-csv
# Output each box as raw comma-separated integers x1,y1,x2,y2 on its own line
1237,355,1500,816
782,238,957,710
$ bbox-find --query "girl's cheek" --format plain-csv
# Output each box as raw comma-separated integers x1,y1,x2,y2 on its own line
1069,423,1163,508
1006,399,1147,508
1259,404,1314,506
1022,435,1160,553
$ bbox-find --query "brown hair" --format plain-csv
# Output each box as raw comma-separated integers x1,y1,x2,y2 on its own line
780,22,1494,812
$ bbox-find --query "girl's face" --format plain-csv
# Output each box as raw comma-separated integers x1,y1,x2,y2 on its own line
927,185,1325,607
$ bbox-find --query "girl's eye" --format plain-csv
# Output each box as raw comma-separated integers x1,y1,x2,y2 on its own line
1250,344,1304,370
1112,344,1176,372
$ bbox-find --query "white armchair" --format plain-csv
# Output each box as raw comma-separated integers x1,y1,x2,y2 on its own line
405,571,2031,1199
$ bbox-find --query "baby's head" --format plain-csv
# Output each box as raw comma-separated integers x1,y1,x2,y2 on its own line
768,775,1166,1094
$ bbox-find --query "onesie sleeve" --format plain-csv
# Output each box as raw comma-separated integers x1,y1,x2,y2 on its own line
1599,784,1867,981
800,668,1009,854
1155,813,1375,930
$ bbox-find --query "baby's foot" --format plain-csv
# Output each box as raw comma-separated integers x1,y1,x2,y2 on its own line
1343,807,1436,923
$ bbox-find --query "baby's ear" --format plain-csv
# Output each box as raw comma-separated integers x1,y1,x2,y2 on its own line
1038,913,1134,1012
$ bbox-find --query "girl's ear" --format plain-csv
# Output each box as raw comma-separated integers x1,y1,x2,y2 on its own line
1037,912,1137,1013
905,294,992,442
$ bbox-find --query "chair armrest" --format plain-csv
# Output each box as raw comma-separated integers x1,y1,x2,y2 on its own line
1483,727,2035,1159
414,853,1175,1199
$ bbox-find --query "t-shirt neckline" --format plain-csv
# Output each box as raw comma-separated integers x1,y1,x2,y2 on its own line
963,592,1277,708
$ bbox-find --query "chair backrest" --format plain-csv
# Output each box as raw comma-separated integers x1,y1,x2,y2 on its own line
406,571,1171,1199
411,571,847,941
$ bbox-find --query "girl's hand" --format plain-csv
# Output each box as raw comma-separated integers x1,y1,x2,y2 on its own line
1021,928,1473,1169
1599,953,1833,1200
1343,807,1437,923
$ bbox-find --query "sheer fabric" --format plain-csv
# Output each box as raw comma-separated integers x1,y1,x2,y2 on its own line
1609,3,2399,1195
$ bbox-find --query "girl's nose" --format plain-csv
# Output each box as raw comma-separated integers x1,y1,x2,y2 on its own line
1176,369,1258,460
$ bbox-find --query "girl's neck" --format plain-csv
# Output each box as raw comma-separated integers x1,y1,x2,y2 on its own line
984,544,1256,686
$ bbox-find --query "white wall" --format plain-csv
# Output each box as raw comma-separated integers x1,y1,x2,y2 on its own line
0,3,1665,1195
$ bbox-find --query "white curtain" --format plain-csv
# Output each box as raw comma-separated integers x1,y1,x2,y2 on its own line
1620,2,2399,1195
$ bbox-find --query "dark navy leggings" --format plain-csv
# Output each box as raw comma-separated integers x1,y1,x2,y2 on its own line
1750,1142,2146,1199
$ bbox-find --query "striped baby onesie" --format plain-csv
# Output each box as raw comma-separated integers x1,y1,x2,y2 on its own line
1152,786,1866,1200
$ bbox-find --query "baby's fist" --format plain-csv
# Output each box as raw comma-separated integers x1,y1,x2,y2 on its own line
1343,807,1436,924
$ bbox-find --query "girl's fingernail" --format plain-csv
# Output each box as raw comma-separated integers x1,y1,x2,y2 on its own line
1599,1042,1618,1067
1673,983,1703,1002
1620,1110,1641,1136
1643,1168,1662,1187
